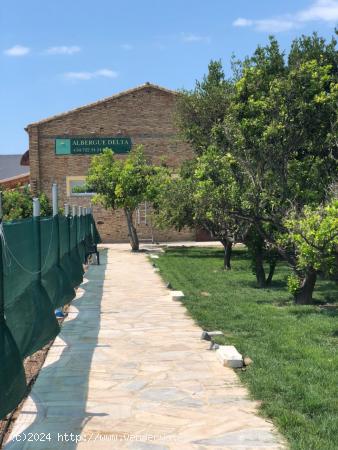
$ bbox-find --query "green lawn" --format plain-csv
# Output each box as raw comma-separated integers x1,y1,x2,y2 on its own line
156,246,338,450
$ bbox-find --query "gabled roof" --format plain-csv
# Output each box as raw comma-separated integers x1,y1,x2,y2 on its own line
0,155,30,180
25,83,178,129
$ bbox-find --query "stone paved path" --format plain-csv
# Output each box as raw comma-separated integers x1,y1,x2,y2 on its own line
5,245,285,449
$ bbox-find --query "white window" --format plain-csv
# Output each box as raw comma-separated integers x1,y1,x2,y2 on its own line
66,176,94,197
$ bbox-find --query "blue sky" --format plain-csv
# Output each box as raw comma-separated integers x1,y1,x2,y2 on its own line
1,0,337,155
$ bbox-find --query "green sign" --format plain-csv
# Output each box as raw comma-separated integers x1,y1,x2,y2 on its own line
55,137,132,155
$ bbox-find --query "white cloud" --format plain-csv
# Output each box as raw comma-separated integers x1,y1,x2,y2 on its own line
233,18,253,27
121,43,133,51
46,45,81,55
64,69,118,80
233,17,297,33
181,33,211,43
298,0,338,22
4,45,30,56
233,0,338,33
95,69,118,77
255,19,297,33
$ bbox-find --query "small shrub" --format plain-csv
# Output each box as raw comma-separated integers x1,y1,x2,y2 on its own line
1,186,52,221
287,273,301,298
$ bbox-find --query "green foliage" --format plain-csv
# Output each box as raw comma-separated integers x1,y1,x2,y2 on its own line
173,32,338,302
192,147,241,240
226,35,337,218
86,146,169,250
1,186,52,221
152,168,195,231
175,60,232,154
153,147,243,244
71,184,94,194
287,273,301,297
86,146,168,211
244,224,279,283
283,199,338,276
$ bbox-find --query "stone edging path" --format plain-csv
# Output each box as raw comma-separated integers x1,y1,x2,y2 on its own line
5,244,286,449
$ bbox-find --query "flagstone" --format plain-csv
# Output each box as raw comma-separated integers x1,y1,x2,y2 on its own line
5,244,285,450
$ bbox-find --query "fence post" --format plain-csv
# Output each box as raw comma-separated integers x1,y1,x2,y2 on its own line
52,185,64,318
64,203,71,264
84,208,88,236
52,183,58,217
32,198,41,282
78,206,82,242
52,185,60,265
72,206,77,256
78,207,83,261
89,207,94,242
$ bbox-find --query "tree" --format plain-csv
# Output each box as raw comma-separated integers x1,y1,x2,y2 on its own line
223,34,338,303
153,147,242,270
174,60,280,280
243,225,279,288
1,186,51,221
175,60,232,155
192,148,241,269
170,61,240,269
281,199,338,303
86,146,167,251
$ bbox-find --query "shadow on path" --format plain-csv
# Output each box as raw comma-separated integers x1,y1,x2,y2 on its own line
4,250,107,450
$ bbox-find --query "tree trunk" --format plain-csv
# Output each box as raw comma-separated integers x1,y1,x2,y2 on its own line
333,251,338,282
221,240,232,270
294,269,317,305
124,208,139,251
266,260,277,286
255,251,266,288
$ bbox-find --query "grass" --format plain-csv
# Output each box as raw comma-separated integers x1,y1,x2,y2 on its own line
156,246,338,450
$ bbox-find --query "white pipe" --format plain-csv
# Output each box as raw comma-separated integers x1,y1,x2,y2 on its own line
52,183,58,216
33,198,40,217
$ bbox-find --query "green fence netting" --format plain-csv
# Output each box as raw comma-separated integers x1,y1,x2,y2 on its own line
0,213,101,419
91,215,102,246
2,217,59,358
41,216,75,308
0,240,26,423
77,215,86,264
69,216,84,286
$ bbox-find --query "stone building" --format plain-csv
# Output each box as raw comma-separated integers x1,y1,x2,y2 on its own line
25,83,197,242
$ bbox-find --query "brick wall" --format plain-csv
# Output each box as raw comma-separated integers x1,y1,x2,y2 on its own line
26,85,195,242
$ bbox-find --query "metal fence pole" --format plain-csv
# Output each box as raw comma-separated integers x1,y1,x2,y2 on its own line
52,183,58,217
71,205,77,252
32,198,41,282
33,197,40,218
79,208,83,241
52,183,61,264
64,204,71,265
52,184,64,318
